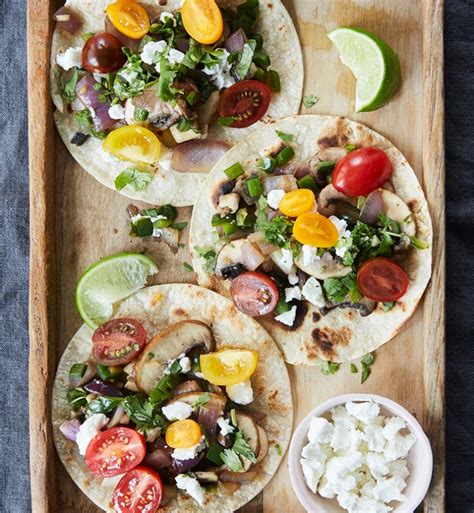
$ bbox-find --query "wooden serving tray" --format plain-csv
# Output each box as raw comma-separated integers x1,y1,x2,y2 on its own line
28,1,445,512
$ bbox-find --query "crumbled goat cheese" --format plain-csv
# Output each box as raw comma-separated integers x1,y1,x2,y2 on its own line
226,380,253,405
57,47,82,70
302,244,320,266
162,401,193,421
275,305,297,326
76,414,108,455
300,402,415,513
175,474,205,506
267,189,286,209
172,437,206,461
167,48,185,65
179,356,192,373
271,248,294,274
108,104,126,120
302,277,326,308
160,11,176,25
285,286,301,302
202,49,235,89
140,40,167,65
288,272,299,285
217,416,235,436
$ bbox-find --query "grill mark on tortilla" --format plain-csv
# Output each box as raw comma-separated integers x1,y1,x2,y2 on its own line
173,308,185,316
309,326,352,359
317,117,349,148
312,311,321,322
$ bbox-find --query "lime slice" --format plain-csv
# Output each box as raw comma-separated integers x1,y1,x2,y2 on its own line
76,252,158,328
328,27,401,112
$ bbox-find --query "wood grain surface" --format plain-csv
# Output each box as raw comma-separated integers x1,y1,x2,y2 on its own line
28,1,445,512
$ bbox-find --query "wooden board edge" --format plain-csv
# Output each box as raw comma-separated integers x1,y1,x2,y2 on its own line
27,1,58,512
422,1,446,512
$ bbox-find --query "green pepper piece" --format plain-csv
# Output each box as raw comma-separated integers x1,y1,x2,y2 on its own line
275,296,292,315
251,33,264,51
154,218,172,229
206,442,225,465
97,364,123,381
317,161,336,173
224,162,245,180
252,67,266,83
257,156,276,174
211,213,235,227
265,70,281,93
297,174,318,191
275,146,295,166
222,220,238,236
253,51,271,70
245,176,263,198
132,217,154,237
69,363,87,381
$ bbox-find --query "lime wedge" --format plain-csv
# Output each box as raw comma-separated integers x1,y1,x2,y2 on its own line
328,27,401,112
76,252,158,328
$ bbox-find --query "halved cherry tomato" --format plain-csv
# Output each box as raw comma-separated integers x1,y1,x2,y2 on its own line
332,147,393,197
106,1,150,40
113,467,163,513
200,349,258,386
92,318,147,366
165,420,202,449
85,427,146,477
293,212,339,247
181,0,223,45
103,126,161,164
230,271,279,316
82,32,126,73
357,257,409,302
279,189,315,217
219,80,271,129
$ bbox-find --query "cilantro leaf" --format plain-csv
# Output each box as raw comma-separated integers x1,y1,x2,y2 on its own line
148,361,182,406
302,95,319,108
194,246,217,274
122,394,168,430
62,69,78,102
218,116,237,126
275,130,294,143
323,273,361,304
383,301,395,312
233,430,257,463
321,361,340,375
157,57,179,102
183,262,194,272
115,168,153,192
236,40,257,80
221,449,244,472
350,363,358,373
193,392,211,408
87,396,122,415
360,353,375,384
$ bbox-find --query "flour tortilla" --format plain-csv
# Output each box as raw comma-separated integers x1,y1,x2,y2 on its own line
51,0,303,206
189,115,433,365
52,284,293,512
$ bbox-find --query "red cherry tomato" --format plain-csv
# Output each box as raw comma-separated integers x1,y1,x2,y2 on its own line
218,80,271,128
332,148,393,197
92,318,147,366
112,467,163,513
230,271,279,316
357,257,409,302
82,32,126,73
85,427,146,478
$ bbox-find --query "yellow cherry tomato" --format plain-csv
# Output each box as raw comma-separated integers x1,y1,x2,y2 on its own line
200,349,258,386
103,126,161,164
165,419,202,449
293,212,339,248
106,0,150,40
181,0,223,45
279,189,315,217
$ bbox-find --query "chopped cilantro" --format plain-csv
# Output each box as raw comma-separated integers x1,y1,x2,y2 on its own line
321,361,340,375
183,262,194,272
194,246,217,274
275,130,294,143
114,168,153,192
302,95,319,108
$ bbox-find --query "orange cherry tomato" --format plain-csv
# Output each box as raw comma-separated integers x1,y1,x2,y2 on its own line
181,0,223,45
279,189,315,217
165,420,202,449
106,0,150,40
293,212,339,248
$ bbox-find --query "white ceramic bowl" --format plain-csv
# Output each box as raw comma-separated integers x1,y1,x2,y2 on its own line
288,394,433,513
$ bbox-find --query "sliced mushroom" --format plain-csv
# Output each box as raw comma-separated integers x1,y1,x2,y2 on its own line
296,252,352,280
217,431,234,448
173,380,202,397
195,471,219,483
317,184,357,217
164,392,227,416
255,425,268,464
262,175,297,195
217,193,240,215
198,90,220,128
314,146,348,163
379,189,416,236
134,321,216,394
211,179,237,209
215,239,247,278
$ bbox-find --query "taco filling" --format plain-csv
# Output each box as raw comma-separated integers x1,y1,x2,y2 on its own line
54,0,282,174
59,318,270,511
193,133,429,328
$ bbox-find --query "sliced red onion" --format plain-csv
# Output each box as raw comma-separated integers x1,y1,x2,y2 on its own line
170,454,203,474
104,16,141,52
173,380,202,397
53,7,82,35
241,241,266,271
262,175,297,194
172,140,231,173
145,449,172,470
69,361,96,388
175,38,190,53
225,29,247,53
108,405,125,428
76,76,115,131
359,190,384,224
59,419,81,441
84,379,123,397
198,406,220,440
276,160,310,179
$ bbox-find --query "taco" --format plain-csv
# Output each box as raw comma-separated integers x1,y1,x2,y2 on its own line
50,0,303,206
189,115,433,365
52,283,293,512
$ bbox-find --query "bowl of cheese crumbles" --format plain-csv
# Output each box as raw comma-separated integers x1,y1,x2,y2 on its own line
288,394,433,513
